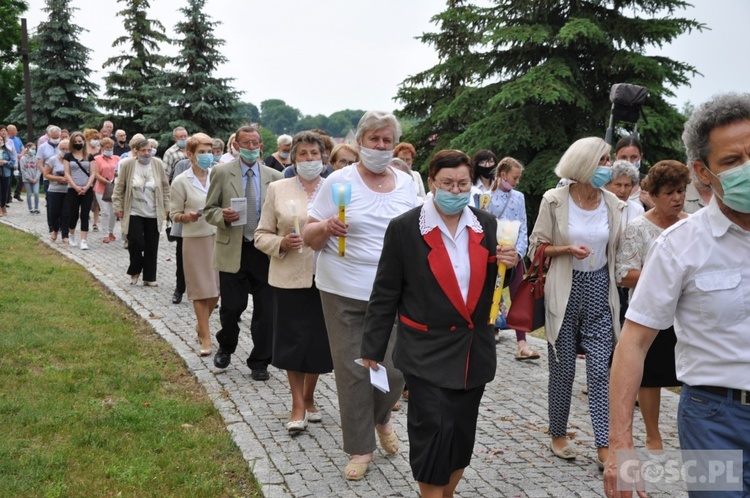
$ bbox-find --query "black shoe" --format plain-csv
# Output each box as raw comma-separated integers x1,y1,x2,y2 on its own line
14,195,22,201
213,349,231,369
171,292,182,304
251,368,270,381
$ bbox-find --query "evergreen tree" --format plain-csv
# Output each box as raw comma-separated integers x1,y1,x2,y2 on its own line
397,0,703,196
0,0,28,126
6,0,99,136
260,99,301,135
142,0,241,145
100,0,168,134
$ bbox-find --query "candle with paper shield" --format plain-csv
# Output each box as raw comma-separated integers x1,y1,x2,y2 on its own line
488,219,521,324
331,183,352,257
284,199,303,253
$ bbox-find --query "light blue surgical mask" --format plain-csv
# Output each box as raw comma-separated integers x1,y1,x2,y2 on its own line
591,166,612,188
279,151,290,159
196,153,213,170
103,150,113,157
239,148,260,165
707,160,750,214
177,139,186,148
434,188,471,215
137,156,152,165
213,154,222,162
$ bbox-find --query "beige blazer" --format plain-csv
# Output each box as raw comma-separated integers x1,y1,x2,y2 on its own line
203,158,284,273
528,185,625,349
169,168,215,238
112,157,170,235
254,178,317,289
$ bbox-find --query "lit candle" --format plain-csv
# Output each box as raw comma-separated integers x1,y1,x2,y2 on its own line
489,219,521,325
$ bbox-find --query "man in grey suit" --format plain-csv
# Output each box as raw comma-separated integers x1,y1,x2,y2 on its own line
204,125,284,380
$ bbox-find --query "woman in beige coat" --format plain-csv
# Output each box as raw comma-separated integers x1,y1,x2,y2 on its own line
113,139,170,286
255,131,333,434
528,137,624,468
170,133,220,356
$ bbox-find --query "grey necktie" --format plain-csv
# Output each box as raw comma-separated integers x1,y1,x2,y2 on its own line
243,168,258,240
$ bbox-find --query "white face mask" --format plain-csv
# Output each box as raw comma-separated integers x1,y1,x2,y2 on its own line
296,160,324,180
359,146,392,174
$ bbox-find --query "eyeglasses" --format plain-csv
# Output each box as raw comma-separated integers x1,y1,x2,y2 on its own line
478,161,495,168
335,158,355,167
599,155,612,165
236,140,261,148
436,179,472,192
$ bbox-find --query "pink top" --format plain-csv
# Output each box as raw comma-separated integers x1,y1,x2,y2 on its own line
93,154,119,194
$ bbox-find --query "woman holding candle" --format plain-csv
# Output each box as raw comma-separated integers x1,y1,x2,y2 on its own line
170,133,220,357
255,131,333,433
303,111,418,481
527,137,624,468
361,149,518,497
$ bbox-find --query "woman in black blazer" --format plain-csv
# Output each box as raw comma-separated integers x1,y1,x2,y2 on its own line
361,149,518,498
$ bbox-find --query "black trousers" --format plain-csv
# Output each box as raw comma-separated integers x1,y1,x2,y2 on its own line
0,174,9,208
174,236,186,294
46,191,69,237
127,216,159,282
67,188,94,232
217,240,274,370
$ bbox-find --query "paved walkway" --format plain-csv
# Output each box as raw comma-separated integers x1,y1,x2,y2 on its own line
2,200,683,497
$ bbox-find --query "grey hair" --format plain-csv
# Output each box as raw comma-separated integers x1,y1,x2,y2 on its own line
172,126,187,136
148,138,159,148
388,157,410,174
609,160,640,187
355,111,402,144
276,134,292,147
48,125,61,135
115,129,126,137
554,137,610,183
682,92,750,166
290,131,325,163
212,138,225,151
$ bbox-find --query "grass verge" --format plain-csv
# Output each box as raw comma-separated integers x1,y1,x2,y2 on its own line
0,224,261,498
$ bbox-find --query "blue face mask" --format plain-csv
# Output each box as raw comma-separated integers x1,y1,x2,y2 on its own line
137,156,152,165
708,160,750,214
177,139,186,148
434,188,471,215
279,151,290,159
239,148,260,165
196,153,213,170
591,166,612,188
213,154,222,162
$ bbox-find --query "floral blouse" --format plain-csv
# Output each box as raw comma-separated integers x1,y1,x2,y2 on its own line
615,214,663,288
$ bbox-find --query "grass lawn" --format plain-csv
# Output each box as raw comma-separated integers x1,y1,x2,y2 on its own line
0,224,261,497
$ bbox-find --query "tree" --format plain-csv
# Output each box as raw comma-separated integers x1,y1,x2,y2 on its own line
397,0,703,198
0,0,28,127
260,99,301,135
234,102,260,124
6,0,100,136
100,0,168,134
141,0,241,145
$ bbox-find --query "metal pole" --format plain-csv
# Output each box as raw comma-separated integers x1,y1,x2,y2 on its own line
21,18,33,142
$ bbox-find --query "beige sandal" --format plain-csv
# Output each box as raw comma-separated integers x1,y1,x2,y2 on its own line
344,460,369,481
377,428,399,455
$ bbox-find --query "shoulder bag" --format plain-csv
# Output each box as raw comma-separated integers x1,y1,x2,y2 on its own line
506,243,549,333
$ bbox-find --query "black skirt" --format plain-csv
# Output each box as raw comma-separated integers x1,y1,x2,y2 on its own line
641,326,681,387
404,374,486,486
271,284,333,374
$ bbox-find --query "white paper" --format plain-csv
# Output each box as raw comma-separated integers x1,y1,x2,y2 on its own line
354,359,390,393
230,197,247,226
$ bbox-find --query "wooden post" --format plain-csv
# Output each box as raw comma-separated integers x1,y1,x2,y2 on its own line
20,18,33,142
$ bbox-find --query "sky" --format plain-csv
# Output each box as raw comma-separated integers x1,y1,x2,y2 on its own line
21,0,749,118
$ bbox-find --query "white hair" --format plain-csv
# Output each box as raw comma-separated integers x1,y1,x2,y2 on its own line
277,134,292,147
554,137,610,183
355,111,402,144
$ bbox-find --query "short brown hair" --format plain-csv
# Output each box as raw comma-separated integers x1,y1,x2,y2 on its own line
393,142,416,159
99,137,115,148
642,160,691,196
186,132,212,155
428,150,472,180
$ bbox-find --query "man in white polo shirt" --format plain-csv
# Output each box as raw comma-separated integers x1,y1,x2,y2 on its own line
604,92,750,498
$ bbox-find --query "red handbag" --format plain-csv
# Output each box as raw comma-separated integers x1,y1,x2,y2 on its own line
506,243,549,333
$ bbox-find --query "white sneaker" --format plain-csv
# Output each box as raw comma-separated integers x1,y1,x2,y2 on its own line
69,236,78,247
80,239,89,250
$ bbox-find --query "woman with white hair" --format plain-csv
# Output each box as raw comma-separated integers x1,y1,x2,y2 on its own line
605,160,644,230
303,110,418,481
264,134,293,172
528,136,625,469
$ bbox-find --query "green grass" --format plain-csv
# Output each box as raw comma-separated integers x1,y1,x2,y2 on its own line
0,225,261,498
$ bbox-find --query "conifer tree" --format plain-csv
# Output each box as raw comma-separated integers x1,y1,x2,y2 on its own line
100,0,168,134
397,0,703,197
6,0,99,136
142,0,240,144
0,0,28,125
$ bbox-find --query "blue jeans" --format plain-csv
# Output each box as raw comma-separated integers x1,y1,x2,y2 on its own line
678,385,750,497
24,181,39,211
